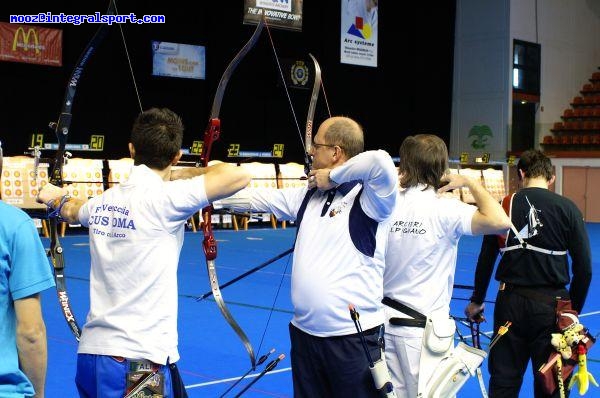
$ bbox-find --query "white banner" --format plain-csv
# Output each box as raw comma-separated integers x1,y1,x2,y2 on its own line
244,0,303,31
340,0,378,67
152,41,205,80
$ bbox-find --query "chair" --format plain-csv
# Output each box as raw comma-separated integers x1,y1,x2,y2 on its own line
582,135,591,145
563,121,576,131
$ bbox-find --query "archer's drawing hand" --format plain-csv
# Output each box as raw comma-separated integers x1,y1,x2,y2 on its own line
438,173,471,193
308,168,337,191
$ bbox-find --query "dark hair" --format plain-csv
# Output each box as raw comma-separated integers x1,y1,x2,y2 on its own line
323,117,364,158
398,134,448,189
517,149,553,181
130,108,183,169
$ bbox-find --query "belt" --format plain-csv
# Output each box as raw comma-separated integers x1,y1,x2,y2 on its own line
112,357,161,370
382,296,427,328
498,282,564,305
388,317,426,328
362,325,383,336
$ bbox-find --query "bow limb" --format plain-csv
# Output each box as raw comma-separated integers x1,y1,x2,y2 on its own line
304,53,322,174
304,54,333,173
200,19,265,369
47,1,115,341
263,18,331,174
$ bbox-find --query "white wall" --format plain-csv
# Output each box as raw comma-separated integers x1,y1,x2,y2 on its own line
450,0,510,161
511,0,600,144
451,0,600,160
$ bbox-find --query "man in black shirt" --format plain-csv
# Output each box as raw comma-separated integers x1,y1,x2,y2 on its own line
465,149,592,397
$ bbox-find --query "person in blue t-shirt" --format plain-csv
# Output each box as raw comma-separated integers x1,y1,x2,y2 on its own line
0,141,55,397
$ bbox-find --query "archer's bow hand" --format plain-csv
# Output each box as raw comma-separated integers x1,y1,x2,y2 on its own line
465,302,486,323
37,183,69,205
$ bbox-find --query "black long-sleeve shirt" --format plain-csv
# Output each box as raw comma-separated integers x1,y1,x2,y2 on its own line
470,187,592,313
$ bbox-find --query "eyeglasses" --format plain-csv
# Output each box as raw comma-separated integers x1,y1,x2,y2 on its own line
312,141,337,150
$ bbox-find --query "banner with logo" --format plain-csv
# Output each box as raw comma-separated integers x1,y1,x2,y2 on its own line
340,0,378,67
243,0,303,31
151,41,205,80
0,22,62,66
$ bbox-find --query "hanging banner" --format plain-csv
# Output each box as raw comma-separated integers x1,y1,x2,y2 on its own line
0,22,62,66
243,0,303,31
152,41,205,80
340,0,378,67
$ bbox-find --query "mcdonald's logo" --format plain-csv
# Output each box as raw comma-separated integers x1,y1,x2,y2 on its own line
12,26,40,54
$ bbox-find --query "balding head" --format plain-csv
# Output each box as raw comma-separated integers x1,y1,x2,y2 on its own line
318,116,364,159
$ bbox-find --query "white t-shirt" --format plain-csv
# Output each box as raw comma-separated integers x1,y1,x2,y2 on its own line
383,185,476,338
220,150,398,336
77,165,208,364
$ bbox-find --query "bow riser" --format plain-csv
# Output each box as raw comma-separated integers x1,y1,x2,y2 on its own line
202,216,218,261
199,119,221,167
